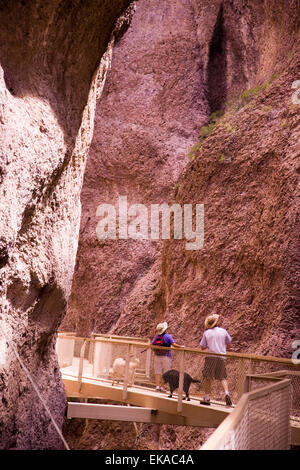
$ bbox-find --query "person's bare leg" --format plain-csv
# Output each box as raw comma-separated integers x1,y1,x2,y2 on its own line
203,378,211,401
221,378,232,405
221,379,229,394
204,379,211,395
155,375,161,387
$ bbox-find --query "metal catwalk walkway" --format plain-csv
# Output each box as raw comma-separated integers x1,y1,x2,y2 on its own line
62,369,231,428
58,333,300,448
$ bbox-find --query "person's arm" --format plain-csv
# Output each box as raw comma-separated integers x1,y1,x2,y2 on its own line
200,332,207,351
168,335,184,348
225,331,232,351
172,342,185,348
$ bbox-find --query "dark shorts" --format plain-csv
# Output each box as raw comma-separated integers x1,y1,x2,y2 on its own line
202,356,227,380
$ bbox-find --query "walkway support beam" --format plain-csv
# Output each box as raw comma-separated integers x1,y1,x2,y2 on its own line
67,402,219,427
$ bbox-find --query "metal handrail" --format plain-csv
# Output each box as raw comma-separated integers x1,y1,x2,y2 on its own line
57,331,300,422
57,332,298,365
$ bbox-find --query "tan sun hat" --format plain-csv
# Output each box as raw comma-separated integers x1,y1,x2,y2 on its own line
205,314,219,329
156,321,168,335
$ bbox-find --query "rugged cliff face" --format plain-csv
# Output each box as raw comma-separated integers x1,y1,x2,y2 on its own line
64,0,300,351
61,0,300,450
0,0,134,450
161,0,300,357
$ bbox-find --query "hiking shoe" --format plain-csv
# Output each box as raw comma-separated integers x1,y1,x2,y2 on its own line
200,399,211,406
225,395,232,406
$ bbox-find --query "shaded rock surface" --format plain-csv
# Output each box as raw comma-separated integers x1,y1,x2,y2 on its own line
0,0,134,449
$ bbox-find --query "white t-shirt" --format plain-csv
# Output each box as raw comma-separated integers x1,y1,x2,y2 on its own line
200,326,231,355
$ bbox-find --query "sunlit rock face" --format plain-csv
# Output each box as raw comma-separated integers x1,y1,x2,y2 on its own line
0,0,134,450
62,0,300,450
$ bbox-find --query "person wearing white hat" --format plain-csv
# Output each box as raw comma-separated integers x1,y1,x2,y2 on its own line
152,321,184,392
199,314,232,406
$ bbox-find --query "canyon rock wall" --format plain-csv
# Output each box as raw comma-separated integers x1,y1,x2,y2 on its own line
161,0,300,357
0,0,134,449
62,0,300,450
65,0,300,349
62,0,210,336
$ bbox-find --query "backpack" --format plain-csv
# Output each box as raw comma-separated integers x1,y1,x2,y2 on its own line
153,334,167,356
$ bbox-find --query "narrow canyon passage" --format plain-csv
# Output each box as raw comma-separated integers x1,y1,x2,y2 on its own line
0,0,299,451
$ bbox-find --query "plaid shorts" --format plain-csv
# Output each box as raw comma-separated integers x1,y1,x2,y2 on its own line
202,356,227,380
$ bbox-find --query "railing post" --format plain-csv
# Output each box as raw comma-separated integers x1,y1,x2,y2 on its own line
177,350,185,413
243,375,250,394
249,358,253,375
122,343,131,401
78,339,87,393
146,341,151,379
237,358,245,400
89,334,95,363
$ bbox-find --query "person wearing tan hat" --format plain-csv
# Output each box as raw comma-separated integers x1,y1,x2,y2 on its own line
152,321,184,392
199,314,232,406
